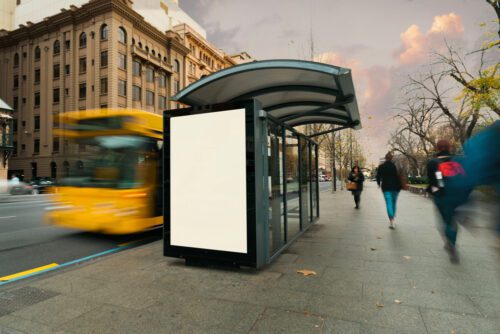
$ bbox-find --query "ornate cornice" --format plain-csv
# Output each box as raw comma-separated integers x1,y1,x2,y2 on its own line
0,0,173,48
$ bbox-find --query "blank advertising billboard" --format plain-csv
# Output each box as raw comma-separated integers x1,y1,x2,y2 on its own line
170,109,248,253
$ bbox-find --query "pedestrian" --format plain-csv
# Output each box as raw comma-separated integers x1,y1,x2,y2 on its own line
347,166,365,209
376,151,401,229
462,120,500,235
426,139,469,263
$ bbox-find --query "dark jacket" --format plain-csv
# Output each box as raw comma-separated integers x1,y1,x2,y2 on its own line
348,171,365,191
376,161,401,191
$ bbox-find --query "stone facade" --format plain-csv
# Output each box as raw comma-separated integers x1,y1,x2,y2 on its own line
0,0,194,180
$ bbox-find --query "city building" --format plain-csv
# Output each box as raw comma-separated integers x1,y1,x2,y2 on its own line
174,23,236,86
0,98,14,182
0,0,201,180
0,0,252,180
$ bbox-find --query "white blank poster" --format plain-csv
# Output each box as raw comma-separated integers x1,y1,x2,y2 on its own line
170,109,248,253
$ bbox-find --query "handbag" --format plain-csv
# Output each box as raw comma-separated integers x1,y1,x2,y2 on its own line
346,182,358,190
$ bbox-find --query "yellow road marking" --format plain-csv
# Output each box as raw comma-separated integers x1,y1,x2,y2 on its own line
0,263,59,281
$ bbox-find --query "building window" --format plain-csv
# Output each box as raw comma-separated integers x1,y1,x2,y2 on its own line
100,77,108,94
34,92,40,107
158,72,166,87
14,53,19,67
118,79,126,96
34,69,40,83
53,88,60,104
118,53,126,70
132,85,141,101
53,40,60,55
158,95,166,109
133,60,141,76
64,88,69,97
118,27,127,44
34,139,40,155
13,75,19,88
34,115,40,131
53,64,60,79
100,24,108,40
53,138,59,153
13,97,18,110
12,141,17,156
65,64,70,75
64,40,70,50
100,50,108,67
34,46,41,61
79,32,87,48
146,90,154,106
79,83,86,99
146,67,154,82
174,59,180,73
174,80,180,93
13,119,18,132
79,57,87,73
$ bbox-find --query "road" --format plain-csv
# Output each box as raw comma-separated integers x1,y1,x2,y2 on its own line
0,181,334,282
0,195,161,280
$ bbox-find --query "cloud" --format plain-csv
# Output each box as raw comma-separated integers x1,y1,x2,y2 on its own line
395,13,464,65
315,51,399,161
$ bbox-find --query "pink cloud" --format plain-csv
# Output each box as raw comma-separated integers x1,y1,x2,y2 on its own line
395,13,464,65
315,52,398,161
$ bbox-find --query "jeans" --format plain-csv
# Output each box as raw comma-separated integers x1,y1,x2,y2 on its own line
433,194,459,245
383,191,399,219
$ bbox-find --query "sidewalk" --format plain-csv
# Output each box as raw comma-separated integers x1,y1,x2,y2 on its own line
1,183,499,333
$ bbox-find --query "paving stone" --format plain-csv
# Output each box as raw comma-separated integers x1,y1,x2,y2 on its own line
420,308,500,334
11,295,101,328
249,308,324,333
0,315,65,334
322,317,361,333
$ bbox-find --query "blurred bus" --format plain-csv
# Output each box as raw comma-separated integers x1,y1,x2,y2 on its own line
46,109,163,234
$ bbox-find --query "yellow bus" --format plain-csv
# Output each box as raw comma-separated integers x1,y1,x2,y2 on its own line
46,109,163,234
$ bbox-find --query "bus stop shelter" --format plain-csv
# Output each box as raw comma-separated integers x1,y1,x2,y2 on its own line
163,60,361,268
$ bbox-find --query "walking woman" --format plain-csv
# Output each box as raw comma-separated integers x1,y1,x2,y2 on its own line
348,166,365,209
376,152,401,229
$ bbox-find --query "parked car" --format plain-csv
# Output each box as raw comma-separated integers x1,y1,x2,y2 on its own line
319,175,327,182
28,177,56,194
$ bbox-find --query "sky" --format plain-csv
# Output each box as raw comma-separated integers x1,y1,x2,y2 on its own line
180,0,497,164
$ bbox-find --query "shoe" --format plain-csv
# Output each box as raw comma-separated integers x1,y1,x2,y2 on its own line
389,225,395,230
445,241,460,264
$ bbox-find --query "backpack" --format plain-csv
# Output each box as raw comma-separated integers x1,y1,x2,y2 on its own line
437,156,472,205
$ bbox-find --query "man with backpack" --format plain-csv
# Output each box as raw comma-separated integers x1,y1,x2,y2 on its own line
427,139,471,263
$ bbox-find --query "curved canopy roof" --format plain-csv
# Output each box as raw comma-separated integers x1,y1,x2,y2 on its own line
173,60,361,129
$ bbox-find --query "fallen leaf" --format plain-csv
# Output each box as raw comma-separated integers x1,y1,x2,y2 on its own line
431,290,436,294
376,236,383,239
451,330,457,334
403,256,412,260
370,247,377,251
314,325,319,328
297,269,317,276
394,299,402,304
375,302,384,308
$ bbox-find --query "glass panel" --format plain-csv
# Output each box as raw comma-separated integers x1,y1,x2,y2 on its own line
311,143,318,219
268,121,284,256
285,130,300,239
300,137,310,226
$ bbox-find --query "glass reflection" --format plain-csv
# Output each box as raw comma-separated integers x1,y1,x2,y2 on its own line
285,130,300,239
300,137,310,226
311,144,318,219
268,123,285,255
